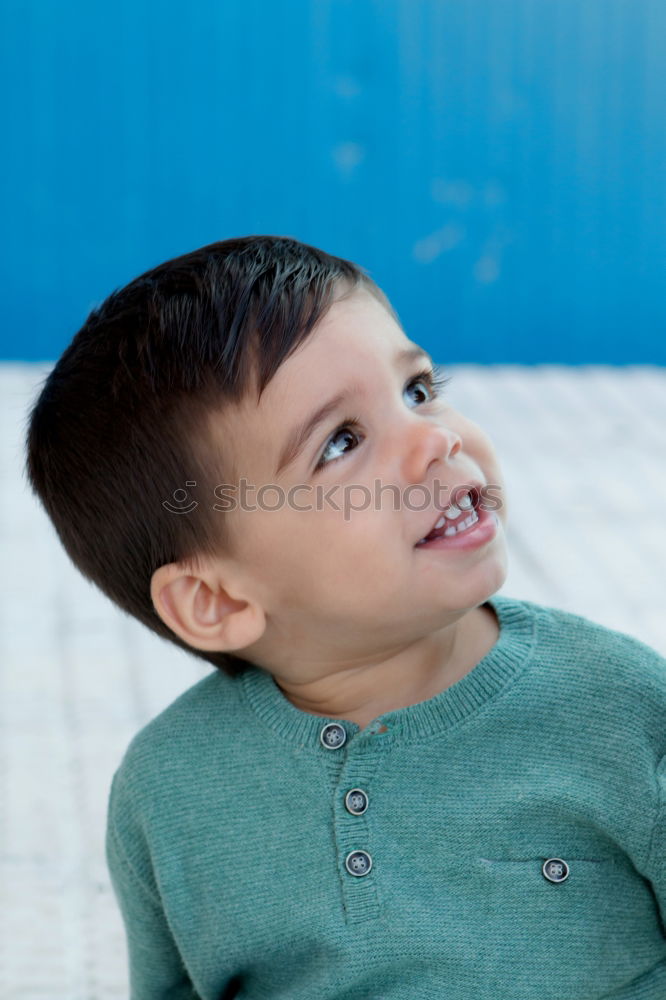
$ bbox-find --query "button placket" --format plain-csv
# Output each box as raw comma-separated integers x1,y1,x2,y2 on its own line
333,741,388,922
343,786,371,880
315,720,388,921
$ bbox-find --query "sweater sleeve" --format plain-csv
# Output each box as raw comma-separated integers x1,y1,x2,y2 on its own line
645,752,666,938
105,771,203,1000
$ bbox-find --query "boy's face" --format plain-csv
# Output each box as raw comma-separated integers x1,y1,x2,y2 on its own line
210,286,508,677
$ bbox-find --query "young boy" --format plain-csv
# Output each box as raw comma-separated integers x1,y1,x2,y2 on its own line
25,236,666,999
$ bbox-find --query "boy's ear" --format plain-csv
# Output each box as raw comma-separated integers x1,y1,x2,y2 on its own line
150,562,266,653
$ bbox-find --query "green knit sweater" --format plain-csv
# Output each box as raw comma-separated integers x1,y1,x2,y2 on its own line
106,594,666,999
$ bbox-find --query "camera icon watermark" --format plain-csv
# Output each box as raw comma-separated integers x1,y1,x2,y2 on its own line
162,481,199,514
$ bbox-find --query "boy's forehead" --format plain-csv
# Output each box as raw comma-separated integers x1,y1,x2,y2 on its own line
262,300,414,411
274,292,412,385
236,291,395,395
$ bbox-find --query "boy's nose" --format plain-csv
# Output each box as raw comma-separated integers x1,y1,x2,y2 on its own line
400,420,463,485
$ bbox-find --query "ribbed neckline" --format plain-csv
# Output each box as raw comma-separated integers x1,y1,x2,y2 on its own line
240,592,537,747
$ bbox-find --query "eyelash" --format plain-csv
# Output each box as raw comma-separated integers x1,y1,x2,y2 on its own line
313,365,453,472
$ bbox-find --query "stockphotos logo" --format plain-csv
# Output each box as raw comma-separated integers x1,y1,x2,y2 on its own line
162,480,503,522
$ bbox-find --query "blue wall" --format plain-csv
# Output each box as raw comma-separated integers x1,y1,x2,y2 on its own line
2,0,665,364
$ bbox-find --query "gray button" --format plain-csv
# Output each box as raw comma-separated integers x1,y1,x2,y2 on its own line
345,850,373,877
542,858,569,883
345,788,369,815
320,722,347,750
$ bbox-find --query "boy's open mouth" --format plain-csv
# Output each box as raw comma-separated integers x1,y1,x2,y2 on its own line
415,485,482,546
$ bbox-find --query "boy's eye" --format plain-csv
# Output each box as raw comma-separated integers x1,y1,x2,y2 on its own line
313,365,452,472
314,425,362,472
404,365,451,407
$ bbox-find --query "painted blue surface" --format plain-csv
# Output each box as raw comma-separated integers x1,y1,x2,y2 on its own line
1,0,665,363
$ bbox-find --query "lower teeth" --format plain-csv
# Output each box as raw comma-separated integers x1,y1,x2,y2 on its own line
445,510,479,536
418,509,479,544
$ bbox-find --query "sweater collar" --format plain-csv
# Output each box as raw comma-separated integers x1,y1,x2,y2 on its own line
240,593,537,748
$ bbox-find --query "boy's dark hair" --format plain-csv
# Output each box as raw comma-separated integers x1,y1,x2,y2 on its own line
24,235,392,677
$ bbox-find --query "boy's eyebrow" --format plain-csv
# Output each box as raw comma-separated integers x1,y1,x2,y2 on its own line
274,346,432,476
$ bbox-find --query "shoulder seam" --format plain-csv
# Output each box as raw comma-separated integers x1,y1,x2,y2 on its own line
645,750,666,871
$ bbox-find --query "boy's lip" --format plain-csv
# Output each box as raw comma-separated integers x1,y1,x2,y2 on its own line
414,480,484,545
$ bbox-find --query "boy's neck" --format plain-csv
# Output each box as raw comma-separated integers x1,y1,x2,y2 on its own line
273,602,500,732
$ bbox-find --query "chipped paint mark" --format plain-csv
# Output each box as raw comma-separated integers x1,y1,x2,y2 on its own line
474,256,500,283
413,224,466,263
333,75,361,99
431,178,473,206
332,142,365,173
483,181,506,206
